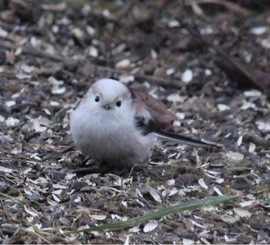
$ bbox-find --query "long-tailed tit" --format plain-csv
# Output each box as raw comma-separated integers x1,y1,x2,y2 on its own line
70,78,217,165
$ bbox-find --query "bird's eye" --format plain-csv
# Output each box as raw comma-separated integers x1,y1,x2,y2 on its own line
95,96,100,102
116,100,121,107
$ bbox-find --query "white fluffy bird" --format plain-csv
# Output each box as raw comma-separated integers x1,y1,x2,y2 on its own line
70,78,216,166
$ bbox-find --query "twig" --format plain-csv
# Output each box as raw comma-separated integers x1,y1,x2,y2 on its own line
185,0,251,17
0,156,41,164
94,65,184,89
0,39,70,63
0,40,184,89
187,28,270,96
114,0,138,21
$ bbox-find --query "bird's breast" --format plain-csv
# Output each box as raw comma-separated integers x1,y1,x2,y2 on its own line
70,106,154,164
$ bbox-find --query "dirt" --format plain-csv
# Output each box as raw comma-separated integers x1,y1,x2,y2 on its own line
0,0,270,244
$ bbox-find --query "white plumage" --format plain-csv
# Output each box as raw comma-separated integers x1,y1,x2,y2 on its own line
70,78,216,166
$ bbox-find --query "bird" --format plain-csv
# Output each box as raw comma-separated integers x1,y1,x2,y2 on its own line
70,78,218,166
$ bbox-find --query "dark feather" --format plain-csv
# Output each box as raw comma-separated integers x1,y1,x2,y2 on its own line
132,88,178,130
155,130,220,148
134,116,158,136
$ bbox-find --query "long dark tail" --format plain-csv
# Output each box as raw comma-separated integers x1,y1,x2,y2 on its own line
154,130,220,148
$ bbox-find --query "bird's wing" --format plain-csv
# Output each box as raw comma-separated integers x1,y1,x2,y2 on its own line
132,87,219,148
133,98,158,136
132,88,178,130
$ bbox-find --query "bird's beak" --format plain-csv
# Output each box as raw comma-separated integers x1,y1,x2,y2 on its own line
103,103,112,110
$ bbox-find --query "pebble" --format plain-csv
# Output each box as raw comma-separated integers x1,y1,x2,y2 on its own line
181,69,193,83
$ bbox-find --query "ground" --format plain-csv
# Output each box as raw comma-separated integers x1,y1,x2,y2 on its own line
0,0,270,244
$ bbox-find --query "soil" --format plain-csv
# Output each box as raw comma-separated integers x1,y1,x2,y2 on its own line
0,0,270,244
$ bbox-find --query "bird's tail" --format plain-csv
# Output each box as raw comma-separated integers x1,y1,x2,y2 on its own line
154,130,220,148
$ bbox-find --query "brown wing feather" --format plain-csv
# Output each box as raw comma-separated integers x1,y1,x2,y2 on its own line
132,88,178,130
132,88,219,148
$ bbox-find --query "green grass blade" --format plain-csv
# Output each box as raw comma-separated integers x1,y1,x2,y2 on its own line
73,195,237,234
